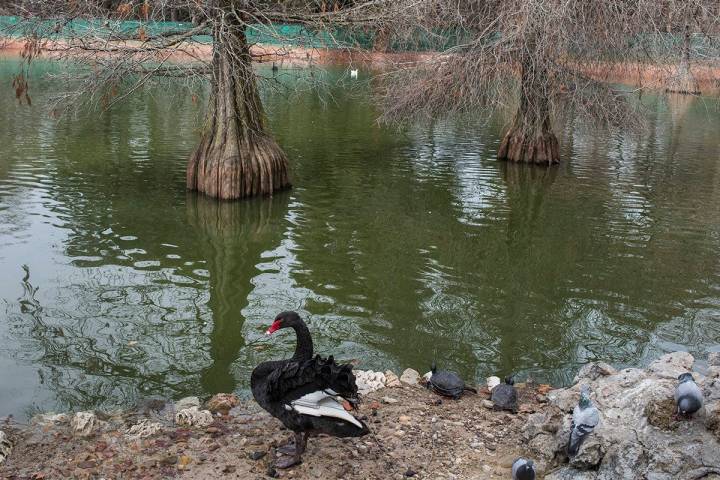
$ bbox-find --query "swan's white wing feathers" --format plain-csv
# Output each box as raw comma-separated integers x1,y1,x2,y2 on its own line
289,391,363,428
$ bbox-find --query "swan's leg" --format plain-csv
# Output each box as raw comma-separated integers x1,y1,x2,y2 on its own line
276,432,304,469
277,438,297,455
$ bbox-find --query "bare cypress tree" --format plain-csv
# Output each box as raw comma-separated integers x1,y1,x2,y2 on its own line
380,0,720,165
5,0,395,199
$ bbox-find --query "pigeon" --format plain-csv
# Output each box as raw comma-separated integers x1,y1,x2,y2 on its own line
568,384,600,457
675,372,703,416
512,457,536,480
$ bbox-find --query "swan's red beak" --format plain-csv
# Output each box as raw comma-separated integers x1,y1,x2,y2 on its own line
266,320,281,335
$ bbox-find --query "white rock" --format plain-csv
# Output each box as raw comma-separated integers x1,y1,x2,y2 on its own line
422,371,433,382
175,406,214,427
355,370,387,395
486,376,501,391
400,368,420,384
125,419,163,439
0,431,11,465
174,396,201,411
382,396,399,404
71,411,99,437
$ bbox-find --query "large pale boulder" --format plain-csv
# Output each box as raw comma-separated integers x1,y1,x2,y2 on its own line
524,352,720,479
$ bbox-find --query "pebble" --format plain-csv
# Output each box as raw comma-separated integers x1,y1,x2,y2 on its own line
482,464,492,473
404,468,418,477
71,411,99,437
174,396,201,411
385,370,402,387
382,396,399,404
481,400,494,409
400,368,421,385
249,451,266,461
398,415,411,425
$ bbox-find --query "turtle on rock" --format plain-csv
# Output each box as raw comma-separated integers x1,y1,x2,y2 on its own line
491,375,518,412
426,363,477,399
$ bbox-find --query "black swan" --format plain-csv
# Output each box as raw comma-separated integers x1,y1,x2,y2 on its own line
250,311,369,468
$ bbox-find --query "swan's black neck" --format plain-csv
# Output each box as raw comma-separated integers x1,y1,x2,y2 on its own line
291,321,313,360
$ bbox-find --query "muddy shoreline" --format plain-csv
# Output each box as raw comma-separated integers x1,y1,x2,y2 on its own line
1,36,719,94
1,352,719,479
0,372,545,479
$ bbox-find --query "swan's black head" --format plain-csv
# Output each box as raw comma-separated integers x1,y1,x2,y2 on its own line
504,374,515,386
266,311,302,335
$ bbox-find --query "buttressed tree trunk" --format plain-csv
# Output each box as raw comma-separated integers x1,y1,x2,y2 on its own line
666,24,700,95
497,63,560,165
187,8,290,200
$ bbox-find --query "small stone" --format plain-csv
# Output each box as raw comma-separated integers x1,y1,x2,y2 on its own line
482,464,492,473
125,420,162,439
385,371,402,387
249,451,266,461
481,400,494,409
71,411,99,437
382,396,399,404
486,376,501,391
31,413,69,426
205,393,239,414
400,368,421,385
404,468,418,477
175,406,214,427
395,430,406,436
222,464,237,474
709,352,720,367
398,415,412,425
175,396,201,411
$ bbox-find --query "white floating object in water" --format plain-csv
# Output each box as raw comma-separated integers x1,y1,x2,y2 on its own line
350,69,358,78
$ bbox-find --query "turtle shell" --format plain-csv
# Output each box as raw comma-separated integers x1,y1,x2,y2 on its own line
428,370,466,398
491,383,518,411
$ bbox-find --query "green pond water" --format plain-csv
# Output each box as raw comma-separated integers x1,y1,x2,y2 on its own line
1,60,720,419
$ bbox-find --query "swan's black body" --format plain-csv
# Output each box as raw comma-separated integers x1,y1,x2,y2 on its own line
251,311,369,468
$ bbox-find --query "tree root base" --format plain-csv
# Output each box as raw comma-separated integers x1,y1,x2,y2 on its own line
497,128,560,165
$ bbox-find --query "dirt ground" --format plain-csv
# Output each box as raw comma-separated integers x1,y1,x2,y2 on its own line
0,382,549,480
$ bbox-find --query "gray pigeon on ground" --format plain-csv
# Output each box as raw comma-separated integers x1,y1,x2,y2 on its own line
568,384,600,457
511,457,536,480
675,372,703,416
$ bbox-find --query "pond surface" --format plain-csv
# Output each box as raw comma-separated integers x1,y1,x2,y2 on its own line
1,60,720,419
